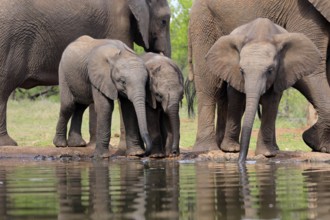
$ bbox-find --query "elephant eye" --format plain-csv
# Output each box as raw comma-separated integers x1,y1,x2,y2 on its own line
239,68,244,76
117,77,126,86
266,67,274,75
156,92,162,99
161,19,167,27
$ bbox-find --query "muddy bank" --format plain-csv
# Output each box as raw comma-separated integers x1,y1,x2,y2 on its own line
1,145,330,163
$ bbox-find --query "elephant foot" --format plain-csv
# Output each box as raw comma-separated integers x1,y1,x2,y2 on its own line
220,138,240,152
166,147,180,158
118,136,127,149
303,123,330,153
150,146,165,158
53,135,67,147
193,139,219,152
303,125,320,151
150,153,166,158
255,143,278,157
167,151,180,158
126,146,145,157
0,133,18,146
87,136,96,147
67,133,87,147
93,147,110,158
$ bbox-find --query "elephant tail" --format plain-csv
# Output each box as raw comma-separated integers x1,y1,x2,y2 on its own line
184,78,196,118
185,23,196,118
188,27,194,82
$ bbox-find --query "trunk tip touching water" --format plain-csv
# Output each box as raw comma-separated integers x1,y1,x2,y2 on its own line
142,133,152,156
238,95,260,163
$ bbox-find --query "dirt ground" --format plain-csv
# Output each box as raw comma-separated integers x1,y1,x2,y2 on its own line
1,144,330,163
0,127,328,163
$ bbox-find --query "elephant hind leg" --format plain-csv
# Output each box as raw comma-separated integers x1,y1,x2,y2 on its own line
53,87,76,147
0,98,17,146
67,103,88,147
302,124,320,151
0,80,20,146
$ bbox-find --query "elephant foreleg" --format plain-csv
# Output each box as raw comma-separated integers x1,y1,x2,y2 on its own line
256,91,282,157
220,86,244,152
92,88,113,158
88,104,97,146
215,82,229,147
119,97,144,156
148,107,165,158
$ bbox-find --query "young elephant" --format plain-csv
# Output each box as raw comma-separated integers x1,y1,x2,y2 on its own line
205,18,321,162
141,53,184,157
53,36,152,157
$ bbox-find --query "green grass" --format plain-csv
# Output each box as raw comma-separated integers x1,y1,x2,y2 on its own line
7,98,310,151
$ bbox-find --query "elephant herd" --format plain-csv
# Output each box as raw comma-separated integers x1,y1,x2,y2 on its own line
0,0,329,162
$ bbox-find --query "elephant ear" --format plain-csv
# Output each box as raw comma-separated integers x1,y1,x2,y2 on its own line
146,65,161,109
307,0,330,22
88,46,121,100
127,0,150,49
205,35,246,93
273,33,322,92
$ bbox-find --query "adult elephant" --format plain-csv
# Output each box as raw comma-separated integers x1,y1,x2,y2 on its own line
187,0,330,153
0,0,171,146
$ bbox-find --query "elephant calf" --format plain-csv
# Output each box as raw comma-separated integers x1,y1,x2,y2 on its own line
53,35,152,157
205,18,321,162
141,53,184,157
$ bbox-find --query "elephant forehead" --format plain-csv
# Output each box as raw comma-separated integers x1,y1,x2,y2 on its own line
116,58,147,74
240,43,276,68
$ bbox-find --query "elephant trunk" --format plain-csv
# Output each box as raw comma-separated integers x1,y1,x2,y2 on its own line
238,94,260,163
167,102,180,155
131,94,153,156
149,27,171,57
164,28,172,57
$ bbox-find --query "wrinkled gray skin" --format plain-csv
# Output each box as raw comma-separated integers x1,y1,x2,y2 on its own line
141,53,184,158
187,0,330,155
0,0,171,147
53,36,152,157
205,18,321,162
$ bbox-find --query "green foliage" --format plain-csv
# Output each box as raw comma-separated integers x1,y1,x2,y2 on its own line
278,88,309,122
12,86,59,101
169,0,192,74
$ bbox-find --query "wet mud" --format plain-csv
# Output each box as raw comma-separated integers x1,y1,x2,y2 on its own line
1,145,330,163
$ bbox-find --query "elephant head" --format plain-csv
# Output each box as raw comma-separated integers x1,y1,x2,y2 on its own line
87,41,152,155
128,0,171,57
206,18,321,162
142,53,184,155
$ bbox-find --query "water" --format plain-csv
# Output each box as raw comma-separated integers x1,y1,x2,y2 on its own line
1,159,330,220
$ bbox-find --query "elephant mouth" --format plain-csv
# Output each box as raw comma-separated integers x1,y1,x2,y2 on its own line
146,48,164,55
118,91,127,99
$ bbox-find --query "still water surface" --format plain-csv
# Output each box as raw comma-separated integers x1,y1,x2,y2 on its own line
1,159,330,219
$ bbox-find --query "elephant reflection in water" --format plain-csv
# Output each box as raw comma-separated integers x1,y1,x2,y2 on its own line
56,161,111,220
193,163,278,219
0,168,7,218
56,163,87,220
303,166,330,219
119,160,180,219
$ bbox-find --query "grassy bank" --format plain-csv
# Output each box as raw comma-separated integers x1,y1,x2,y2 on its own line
7,98,310,151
